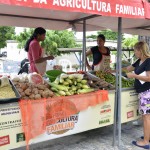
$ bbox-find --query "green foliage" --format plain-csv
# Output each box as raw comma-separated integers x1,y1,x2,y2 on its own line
15,29,77,56
0,26,15,49
98,30,119,40
15,28,34,49
122,36,138,48
87,30,122,41
42,30,77,56
87,34,97,39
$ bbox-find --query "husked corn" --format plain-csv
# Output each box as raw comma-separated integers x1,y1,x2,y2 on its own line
0,86,16,99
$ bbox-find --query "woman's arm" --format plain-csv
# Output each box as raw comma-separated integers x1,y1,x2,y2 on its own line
34,56,54,63
86,49,92,70
31,43,54,63
123,65,135,72
127,71,150,82
110,65,135,73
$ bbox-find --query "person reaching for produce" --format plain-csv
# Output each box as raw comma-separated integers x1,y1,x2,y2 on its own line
86,34,111,72
123,41,150,149
25,27,54,75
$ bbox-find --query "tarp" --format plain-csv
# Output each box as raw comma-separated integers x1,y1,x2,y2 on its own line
0,0,150,35
19,90,108,148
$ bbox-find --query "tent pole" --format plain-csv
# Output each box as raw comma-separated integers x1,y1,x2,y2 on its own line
117,17,122,149
82,19,86,71
113,63,118,146
113,17,122,148
113,30,119,148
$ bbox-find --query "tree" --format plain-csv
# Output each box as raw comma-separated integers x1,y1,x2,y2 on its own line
86,29,123,40
15,28,34,49
16,29,78,56
0,26,15,49
122,35,138,48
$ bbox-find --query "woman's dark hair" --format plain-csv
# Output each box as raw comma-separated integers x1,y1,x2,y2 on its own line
97,34,105,42
25,27,46,52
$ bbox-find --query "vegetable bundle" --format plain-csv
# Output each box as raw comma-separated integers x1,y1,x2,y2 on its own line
49,73,95,96
95,71,134,88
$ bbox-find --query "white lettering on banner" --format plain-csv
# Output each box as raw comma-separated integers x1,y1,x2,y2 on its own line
53,0,59,6
91,0,96,10
116,4,144,16
33,0,47,4
53,0,111,13
82,0,86,9
60,0,66,6
76,0,81,8
67,0,73,7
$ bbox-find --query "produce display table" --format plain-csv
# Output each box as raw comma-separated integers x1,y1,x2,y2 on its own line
0,89,140,150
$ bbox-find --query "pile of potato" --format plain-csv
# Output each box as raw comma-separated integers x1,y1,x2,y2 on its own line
12,78,54,100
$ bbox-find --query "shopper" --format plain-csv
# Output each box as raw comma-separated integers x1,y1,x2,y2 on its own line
25,27,54,75
86,34,110,71
124,41,150,149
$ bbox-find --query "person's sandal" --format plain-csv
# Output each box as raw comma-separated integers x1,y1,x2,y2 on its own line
132,141,150,149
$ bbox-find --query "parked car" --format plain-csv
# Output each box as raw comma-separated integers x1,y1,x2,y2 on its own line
0,51,7,57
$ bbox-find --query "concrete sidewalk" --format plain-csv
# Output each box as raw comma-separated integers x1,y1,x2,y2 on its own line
14,121,148,150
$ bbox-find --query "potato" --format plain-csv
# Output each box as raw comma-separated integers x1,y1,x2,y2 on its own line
48,90,54,97
37,84,46,90
42,91,49,98
22,96,29,100
20,83,28,90
20,92,25,97
12,81,18,86
35,94,41,99
39,90,44,95
24,88,32,96
29,94,35,100
12,77,20,82
17,88,23,93
32,88,39,94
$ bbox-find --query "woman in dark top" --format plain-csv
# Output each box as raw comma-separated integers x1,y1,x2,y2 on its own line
86,34,110,71
124,41,150,149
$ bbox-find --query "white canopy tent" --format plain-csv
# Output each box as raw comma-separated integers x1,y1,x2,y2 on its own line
0,1,150,36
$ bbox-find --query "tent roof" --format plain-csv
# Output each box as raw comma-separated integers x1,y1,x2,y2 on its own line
0,1,150,36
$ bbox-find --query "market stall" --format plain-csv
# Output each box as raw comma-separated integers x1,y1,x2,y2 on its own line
0,0,150,149
0,71,139,150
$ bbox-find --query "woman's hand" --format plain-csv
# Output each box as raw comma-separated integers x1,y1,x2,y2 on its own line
126,72,136,78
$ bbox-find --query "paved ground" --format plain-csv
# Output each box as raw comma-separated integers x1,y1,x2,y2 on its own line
14,120,149,150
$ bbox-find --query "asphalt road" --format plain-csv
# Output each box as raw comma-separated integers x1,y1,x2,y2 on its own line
14,120,147,150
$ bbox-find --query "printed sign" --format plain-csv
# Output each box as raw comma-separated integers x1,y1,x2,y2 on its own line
0,135,10,147
46,114,78,135
121,90,141,123
0,0,147,19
